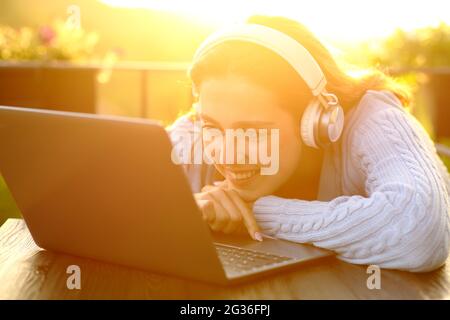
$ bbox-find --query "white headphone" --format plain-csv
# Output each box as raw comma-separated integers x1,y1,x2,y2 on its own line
192,23,345,149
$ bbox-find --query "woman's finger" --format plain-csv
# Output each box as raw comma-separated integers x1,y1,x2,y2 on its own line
201,193,231,232
226,189,262,241
195,192,219,224
194,198,215,223
201,185,215,192
201,180,226,193
208,189,242,234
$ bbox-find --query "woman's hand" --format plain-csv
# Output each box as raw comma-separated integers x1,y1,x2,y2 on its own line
194,182,263,241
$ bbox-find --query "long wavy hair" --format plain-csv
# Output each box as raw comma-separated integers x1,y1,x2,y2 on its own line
187,15,411,199
189,15,410,118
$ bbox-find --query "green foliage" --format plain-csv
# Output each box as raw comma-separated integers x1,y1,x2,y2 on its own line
341,23,450,145
0,175,21,227
0,19,100,61
440,138,450,171
374,23,450,69
375,23,450,68
344,23,450,69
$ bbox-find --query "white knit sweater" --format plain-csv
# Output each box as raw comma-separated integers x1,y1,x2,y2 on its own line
169,90,450,272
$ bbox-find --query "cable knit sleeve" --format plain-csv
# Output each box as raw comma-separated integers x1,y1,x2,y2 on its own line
253,106,450,272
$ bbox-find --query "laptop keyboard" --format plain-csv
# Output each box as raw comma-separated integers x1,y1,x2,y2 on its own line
215,243,294,276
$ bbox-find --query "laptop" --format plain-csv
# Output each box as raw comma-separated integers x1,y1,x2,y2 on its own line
0,106,332,285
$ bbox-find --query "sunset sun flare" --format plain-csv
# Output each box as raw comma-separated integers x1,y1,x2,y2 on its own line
100,0,450,41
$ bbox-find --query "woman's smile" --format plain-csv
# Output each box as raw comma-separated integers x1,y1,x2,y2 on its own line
198,75,302,201
223,166,261,187
182,14,450,273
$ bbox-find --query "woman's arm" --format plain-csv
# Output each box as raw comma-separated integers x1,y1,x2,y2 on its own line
253,107,450,272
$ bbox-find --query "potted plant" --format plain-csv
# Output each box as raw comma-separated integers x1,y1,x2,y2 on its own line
0,18,110,113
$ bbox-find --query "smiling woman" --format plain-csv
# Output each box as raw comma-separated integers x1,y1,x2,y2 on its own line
168,15,450,272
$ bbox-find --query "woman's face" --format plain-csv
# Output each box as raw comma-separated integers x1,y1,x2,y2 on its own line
198,75,303,201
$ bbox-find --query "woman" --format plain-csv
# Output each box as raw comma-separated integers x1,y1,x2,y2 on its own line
169,15,450,272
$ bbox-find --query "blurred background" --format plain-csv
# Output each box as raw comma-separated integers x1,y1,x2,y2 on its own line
1,0,450,225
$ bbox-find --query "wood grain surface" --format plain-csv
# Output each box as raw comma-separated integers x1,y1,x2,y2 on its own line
0,219,449,300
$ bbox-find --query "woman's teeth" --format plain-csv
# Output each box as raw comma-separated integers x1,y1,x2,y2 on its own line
229,169,259,181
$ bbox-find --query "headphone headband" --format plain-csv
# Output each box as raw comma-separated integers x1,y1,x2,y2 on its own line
193,23,327,96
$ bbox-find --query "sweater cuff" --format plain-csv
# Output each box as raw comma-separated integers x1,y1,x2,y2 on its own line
252,196,330,236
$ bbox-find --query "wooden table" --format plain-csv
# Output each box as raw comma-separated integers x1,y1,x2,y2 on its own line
0,218,449,300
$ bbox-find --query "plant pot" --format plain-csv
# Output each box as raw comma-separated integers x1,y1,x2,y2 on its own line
0,63,97,113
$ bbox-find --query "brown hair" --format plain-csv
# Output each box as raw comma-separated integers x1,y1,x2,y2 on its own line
189,15,411,119
188,15,411,200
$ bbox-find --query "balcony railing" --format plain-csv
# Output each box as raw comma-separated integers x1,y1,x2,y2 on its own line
0,60,192,119
0,61,450,145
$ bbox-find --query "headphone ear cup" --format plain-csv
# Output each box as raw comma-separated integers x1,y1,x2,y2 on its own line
300,99,321,149
317,104,345,145
325,105,345,143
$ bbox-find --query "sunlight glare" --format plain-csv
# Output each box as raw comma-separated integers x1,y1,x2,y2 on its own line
100,0,450,41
